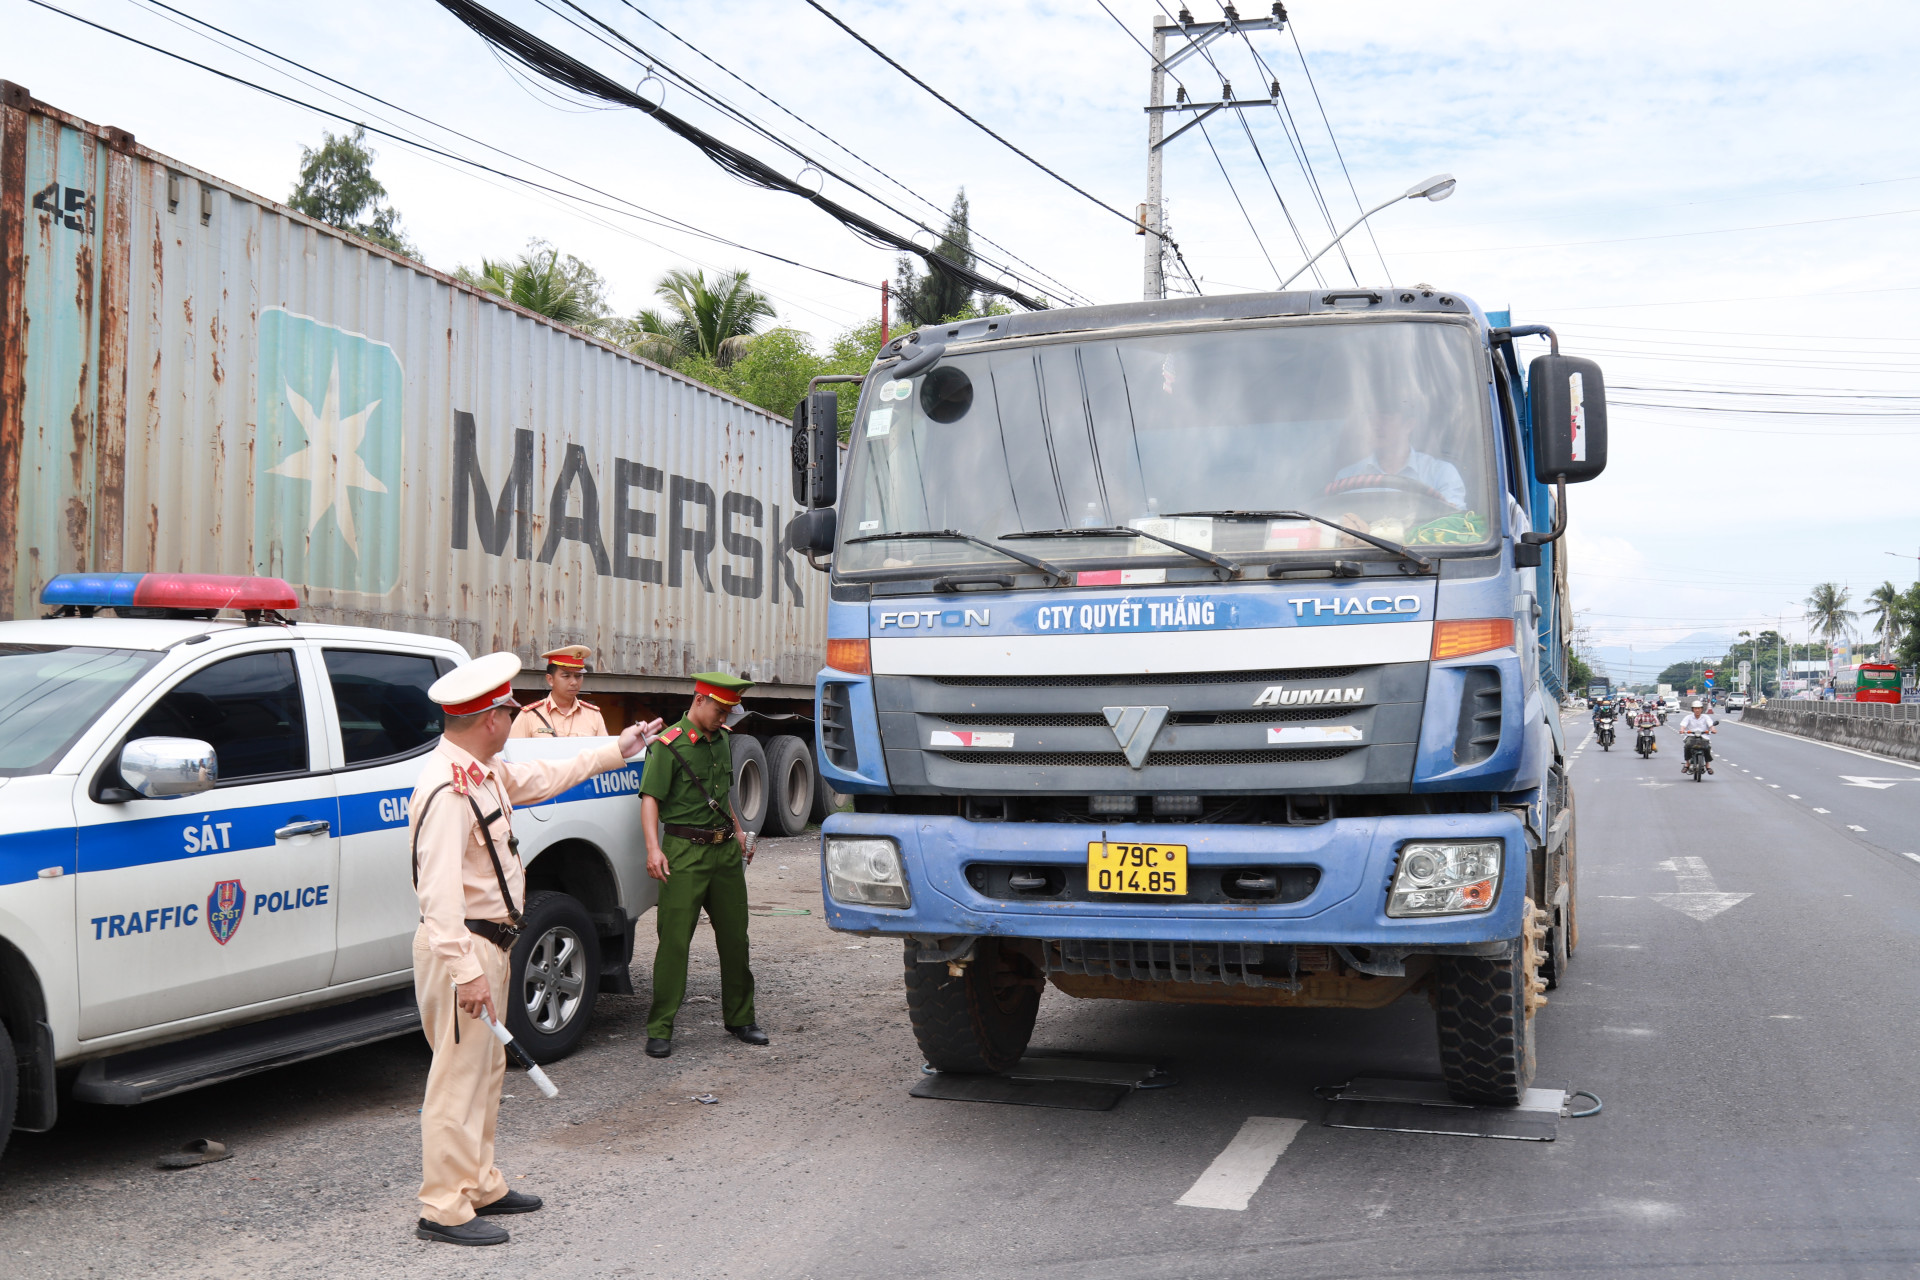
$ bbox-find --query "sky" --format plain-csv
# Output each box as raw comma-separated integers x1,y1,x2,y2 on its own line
8,0,1920,681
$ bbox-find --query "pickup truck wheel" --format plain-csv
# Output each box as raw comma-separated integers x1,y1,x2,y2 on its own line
0,1024,15,1162
731,736,769,837
1435,912,1544,1106
764,735,815,837
903,939,1041,1073
507,891,601,1063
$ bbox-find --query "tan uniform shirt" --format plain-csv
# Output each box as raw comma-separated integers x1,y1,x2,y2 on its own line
508,695,609,738
407,737,625,984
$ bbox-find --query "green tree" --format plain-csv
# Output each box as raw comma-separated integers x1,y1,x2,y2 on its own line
1804,581,1858,649
893,190,976,327
1565,648,1594,693
621,267,775,367
1865,580,1904,653
456,240,612,333
1894,583,1920,671
288,127,417,258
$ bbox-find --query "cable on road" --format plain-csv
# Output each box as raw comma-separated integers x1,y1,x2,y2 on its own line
1567,1089,1603,1118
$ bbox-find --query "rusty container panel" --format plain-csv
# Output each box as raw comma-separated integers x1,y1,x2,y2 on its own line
1,92,827,693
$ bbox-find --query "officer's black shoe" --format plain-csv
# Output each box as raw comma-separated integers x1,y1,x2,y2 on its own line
727,1023,770,1046
476,1189,543,1216
645,1037,672,1058
416,1217,509,1246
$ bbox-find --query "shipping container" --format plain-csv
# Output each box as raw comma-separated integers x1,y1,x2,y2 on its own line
0,84,828,719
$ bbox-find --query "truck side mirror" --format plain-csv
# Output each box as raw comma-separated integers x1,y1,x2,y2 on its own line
791,507,837,556
790,389,840,508
1528,354,1608,484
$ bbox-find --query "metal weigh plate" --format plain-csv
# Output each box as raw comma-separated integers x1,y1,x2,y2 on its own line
1322,1074,1569,1141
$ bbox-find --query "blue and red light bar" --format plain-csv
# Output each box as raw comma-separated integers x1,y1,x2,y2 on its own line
40,573,299,613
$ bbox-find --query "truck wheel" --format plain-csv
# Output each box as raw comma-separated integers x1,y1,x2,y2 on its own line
903,938,1041,1073
507,891,602,1063
764,735,816,837
1435,907,1546,1105
0,1024,15,1162
731,736,769,836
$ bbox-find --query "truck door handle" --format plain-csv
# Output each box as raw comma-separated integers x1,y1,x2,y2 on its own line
275,819,331,840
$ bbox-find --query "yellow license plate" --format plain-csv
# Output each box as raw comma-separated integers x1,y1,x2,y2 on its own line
1086,841,1188,897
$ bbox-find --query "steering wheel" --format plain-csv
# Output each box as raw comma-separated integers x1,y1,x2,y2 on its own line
1319,473,1459,527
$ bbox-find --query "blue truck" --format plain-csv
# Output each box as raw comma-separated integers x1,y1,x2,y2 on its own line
787,287,1607,1104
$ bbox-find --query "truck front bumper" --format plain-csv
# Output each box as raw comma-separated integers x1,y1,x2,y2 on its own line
817,811,1529,946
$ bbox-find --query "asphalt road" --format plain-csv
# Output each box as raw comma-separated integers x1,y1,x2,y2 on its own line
7,717,1920,1278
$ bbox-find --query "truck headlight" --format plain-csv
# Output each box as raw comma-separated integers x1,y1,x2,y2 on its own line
1386,840,1502,917
825,836,911,908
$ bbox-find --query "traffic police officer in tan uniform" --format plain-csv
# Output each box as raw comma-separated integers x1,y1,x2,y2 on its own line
640,672,766,1058
409,651,662,1246
509,644,609,738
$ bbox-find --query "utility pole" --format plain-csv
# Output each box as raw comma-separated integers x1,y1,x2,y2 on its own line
1140,5,1288,300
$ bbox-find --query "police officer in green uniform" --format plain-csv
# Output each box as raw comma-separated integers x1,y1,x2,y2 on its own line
640,672,766,1058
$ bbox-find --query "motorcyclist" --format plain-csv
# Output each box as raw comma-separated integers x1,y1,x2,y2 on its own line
1632,701,1660,753
1678,698,1717,774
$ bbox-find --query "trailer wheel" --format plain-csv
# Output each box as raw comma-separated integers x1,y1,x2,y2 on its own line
764,735,816,837
811,760,847,824
731,735,769,836
904,939,1041,1074
1435,906,1545,1105
507,891,602,1063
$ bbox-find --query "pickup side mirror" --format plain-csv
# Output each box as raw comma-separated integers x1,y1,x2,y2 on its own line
120,736,218,798
790,388,840,508
1528,353,1608,484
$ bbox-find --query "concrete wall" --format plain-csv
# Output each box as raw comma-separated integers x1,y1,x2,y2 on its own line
1741,703,1920,764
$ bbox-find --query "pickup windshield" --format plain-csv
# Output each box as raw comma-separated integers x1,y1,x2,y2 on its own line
0,645,160,775
836,318,1495,577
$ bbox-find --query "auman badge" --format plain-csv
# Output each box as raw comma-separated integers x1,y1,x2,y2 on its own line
207,879,246,945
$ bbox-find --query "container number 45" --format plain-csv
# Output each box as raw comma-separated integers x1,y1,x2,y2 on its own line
32,182,91,233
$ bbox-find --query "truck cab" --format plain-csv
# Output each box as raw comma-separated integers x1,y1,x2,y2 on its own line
0,573,655,1155
798,288,1607,1103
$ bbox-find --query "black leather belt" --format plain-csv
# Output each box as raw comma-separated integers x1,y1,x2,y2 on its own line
466,918,520,951
664,823,732,846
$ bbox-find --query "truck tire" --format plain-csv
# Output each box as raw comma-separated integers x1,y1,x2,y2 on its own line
507,891,602,1063
731,735,769,837
903,938,1041,1074
1435,910,1545,1106
0,1024,15,1163
764,735,815,837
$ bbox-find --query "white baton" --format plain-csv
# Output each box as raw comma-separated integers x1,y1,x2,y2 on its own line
461,992,560,1098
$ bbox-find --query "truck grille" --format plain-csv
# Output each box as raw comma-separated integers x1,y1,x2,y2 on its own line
940,707,1348,727
1042,939,1334,988
939,747,1353,768
934,666,1357,689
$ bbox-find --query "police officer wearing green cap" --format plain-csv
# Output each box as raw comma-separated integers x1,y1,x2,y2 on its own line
639,672,765,1057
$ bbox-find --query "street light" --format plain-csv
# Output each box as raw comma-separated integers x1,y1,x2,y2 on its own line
1278,174,1457,290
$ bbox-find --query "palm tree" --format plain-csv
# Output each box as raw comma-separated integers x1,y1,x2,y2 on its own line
466,245,599,329
1804,581,1858,650
620,267,774,367
1865,580,1904,655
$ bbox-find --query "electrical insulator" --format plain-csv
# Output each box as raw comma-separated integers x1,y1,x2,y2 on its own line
1274,2,1288,20
1176,86,1187,103
1223,4,1240,20
1221,80,1233,99
1269,79,1281,98
1178,7,1193,23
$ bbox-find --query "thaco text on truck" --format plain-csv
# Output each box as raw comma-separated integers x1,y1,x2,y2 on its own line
790,288,1606,1103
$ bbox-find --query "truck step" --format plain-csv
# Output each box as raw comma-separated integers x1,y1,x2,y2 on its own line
71,990,420,1106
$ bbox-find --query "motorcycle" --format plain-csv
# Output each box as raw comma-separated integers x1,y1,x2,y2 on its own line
1596,714,1615,751
1684,732,1711,781
1657,709,1668,726
1635,725,1657,758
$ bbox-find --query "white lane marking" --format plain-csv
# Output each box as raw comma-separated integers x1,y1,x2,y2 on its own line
1812,807,1831,813
1768,784,1780,789
1788,794,1800,799
1840,776,1904,790
1902,853,1920,865
1177,1117,1306,1211
1651,856,1750,920
1848,825,1868,832
1768,1015,1802,1020
1602,1026,1657,1036
1731,720,1920,770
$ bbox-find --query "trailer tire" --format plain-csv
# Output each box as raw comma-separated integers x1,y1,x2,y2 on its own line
903,939,1041,1074
0,1022,16,1162
764,735,815,837
731,736,769,836
507,891,602,1063
1435,918,1542,1106
811,759,847,824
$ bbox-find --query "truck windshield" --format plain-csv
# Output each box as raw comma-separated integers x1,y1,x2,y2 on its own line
837,318,1495,577
0,645,160,776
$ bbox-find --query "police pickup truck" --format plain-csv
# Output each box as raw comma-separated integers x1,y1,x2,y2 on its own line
0,573,653,1158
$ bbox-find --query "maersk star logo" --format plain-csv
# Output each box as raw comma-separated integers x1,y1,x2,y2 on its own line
267,355,388,555
255,308,404,593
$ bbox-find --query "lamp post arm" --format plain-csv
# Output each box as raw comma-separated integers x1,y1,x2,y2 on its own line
1278,193,1403,290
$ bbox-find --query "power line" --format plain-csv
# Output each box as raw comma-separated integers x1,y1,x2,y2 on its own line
1284,16,1388,285
608,0,1089,307
1401,204,1920,255
431,0,1047,309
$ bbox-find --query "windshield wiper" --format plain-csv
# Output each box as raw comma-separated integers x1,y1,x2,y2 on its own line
1163,510,1433,574
843,529,1067,582
1001,526,1242,579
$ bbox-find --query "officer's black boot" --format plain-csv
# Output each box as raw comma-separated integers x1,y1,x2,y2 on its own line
646,1037,672,1058
727,1023,770,1046
416,1218,510,1246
